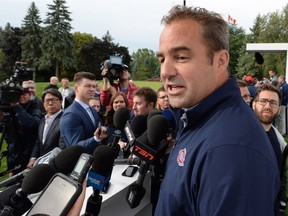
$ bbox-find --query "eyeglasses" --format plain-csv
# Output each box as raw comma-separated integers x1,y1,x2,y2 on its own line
44,98,60,104
255,98,280,108
158,95,169,99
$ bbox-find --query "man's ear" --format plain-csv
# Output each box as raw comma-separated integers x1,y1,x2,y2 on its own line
215,49,229,70
252,101,256,110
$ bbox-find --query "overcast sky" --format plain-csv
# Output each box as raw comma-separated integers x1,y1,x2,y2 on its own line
0,0,287,54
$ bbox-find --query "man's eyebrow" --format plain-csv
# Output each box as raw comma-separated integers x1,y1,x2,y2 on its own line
157,46,191,58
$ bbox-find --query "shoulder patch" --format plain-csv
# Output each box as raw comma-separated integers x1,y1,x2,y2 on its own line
177,148,186,167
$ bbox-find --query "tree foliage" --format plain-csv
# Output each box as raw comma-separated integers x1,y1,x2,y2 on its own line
21,2,43,68
130,49,159,80
236,4,288,80
1,25,23,76
39,0,75,78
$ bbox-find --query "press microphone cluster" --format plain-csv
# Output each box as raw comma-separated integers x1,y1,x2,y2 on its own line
0,145,86,216
0,147,61,189
0,164,56,216
126,114,170,209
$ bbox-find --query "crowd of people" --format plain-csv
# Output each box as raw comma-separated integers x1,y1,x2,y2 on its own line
1,4,288,216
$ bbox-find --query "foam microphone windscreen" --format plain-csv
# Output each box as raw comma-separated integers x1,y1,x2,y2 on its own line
147,110,162,126
113,107,131,129
255,52,264,65
130,115,147,138
147,115,169,146
92,145,115,176
21,164,56,194
51,145,85,174
104,60,112,69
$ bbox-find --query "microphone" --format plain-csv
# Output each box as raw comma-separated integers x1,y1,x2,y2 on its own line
126,115,170,209
114,157,142,166
148,109,176,134
132,115,169,164
85,145,115,216
124,115,147,151
0,169,30,189
34,147,62,166
8,164,56,216
0,147,61,189
108,107,131,157
49,145,85,175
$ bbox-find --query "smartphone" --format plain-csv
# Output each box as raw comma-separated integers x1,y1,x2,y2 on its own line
27,173,82,216
70,153,93,183
97,121,102,136
122,166,138,177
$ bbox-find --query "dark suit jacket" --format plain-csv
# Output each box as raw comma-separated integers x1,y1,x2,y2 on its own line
31,111,65,158
60,100,100,154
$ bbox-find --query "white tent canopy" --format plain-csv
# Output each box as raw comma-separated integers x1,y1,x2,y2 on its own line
246,43,288,81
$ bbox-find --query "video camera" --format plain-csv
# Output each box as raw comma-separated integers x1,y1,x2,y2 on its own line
101,56,128,81
0,62,35,112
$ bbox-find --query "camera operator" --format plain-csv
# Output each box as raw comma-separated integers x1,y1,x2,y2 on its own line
4,87,42,176
22,80,45,115
100,62,138,108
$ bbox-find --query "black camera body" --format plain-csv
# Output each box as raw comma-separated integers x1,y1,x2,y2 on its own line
101,56,128,81
0,62,35,112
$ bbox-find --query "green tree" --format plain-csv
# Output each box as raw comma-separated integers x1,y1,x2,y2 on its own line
77,31,131,79
39,0,75,78
1,24,23,76
21,2,43,72
228,27,247,75
131,48,159,80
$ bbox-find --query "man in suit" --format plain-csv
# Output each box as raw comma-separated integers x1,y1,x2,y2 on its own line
27,89,65,168
60,72,106,154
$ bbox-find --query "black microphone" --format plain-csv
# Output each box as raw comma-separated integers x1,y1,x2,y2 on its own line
85,145,115,216
124,115,147,151
0,147,61,189
33,147,62,166
8,164,56,216
108,107,131,157
114,157,142,166
148,109,176,134
127,115,169,209
0,169,30,189
49,145,85,175
132,115,169,163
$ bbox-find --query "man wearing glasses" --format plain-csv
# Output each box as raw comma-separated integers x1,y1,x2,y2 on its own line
27,88,65,168
157,86,170,111
253,83,288,215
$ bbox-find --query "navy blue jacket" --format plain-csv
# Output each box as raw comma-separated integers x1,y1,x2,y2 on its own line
155,77,280,216
60,100,100,154
280,81,288,106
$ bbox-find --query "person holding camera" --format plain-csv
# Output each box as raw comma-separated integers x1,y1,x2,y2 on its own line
5,88,42,175
100,62,138,108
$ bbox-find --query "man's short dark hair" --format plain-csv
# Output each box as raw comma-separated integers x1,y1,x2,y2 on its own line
237,79,248,88
254,83,281,104
73,72,96,84
42,88,63,101
134,87,157,107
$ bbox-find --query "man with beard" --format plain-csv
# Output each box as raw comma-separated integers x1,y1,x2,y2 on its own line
253,83,288,215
